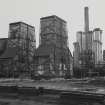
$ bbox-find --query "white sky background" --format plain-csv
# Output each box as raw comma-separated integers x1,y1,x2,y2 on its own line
0,0,104,54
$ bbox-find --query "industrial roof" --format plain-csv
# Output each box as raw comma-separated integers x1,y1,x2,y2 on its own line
9,21,35,28
34,44,73,61
34,44,54,57
40,15,67,23
0,39,17,59
0,46,17,59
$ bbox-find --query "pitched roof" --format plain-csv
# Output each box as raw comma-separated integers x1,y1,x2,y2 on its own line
0,39,17,59
0,38,7,56
34,44,54,57
0,46,17,59
34,44,73,60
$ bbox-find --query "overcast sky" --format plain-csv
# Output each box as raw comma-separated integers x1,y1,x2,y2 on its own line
0,0,104,53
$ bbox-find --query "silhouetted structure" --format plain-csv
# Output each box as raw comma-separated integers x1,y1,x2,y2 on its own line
73,7,103,77
0,38,18,77
34,15,73,77
9,22,36,77
0,22,36,78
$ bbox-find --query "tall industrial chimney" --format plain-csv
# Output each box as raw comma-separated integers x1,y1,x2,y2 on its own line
84,7,89,32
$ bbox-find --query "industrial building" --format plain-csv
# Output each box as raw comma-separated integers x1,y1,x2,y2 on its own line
92,28,103,65
0,22,36,77
34,15,73,77
9,22,36,76
73,42,80,68
73,7,103,73
0,18,73,78
76,31,86,52
0,38,18,77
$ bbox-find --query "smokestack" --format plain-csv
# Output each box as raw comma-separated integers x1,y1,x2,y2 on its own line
84,7,89,32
